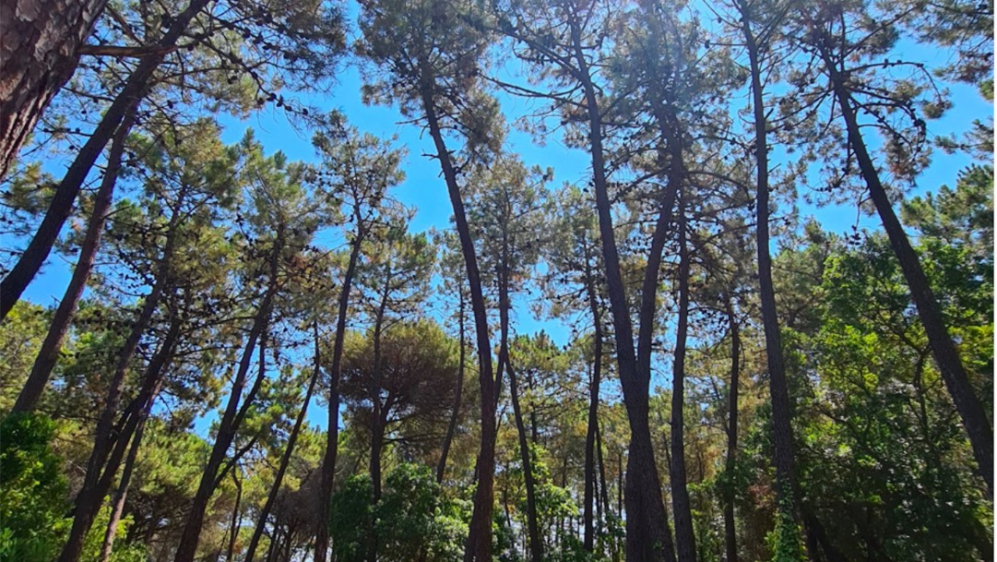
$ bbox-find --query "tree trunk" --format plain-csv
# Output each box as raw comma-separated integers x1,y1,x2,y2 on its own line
0,0,108,180
670,204,696,562
225,471,243,562
742,12,802,530
367,270,391,562
723,298,740,562
0,0,209,320
98,379,159,562
58,200,185,562
58,312,181,562
314,226,364,562
13,104,135,413
567,12,676,561
245,325,321,562
583,272,603,552
508,358,544,562
174,236,281,562
419,80,496,562
437,289,466,483
820,44,994,496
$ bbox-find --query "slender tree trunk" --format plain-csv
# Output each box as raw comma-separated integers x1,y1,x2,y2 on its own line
225,471,243,562
366,274,391,562
742,12,802,532
14,105,135,413
0,0,209,320
245,326,322,562
419,79,496,562
670,204,696,562
174,237,281,562
437,289,466,483
58,203,185,562
98,380,160,562
583,272,603,552
820,44,994,496
508,359,544,562
0,0,109,180
314,227,364,562
723,298,740,562
596,421,611,529
59,311,180,562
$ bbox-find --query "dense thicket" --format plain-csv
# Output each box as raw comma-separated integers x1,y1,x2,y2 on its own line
0,0,992,561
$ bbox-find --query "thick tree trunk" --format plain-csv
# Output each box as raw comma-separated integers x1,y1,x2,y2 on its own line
314,228,364,562
420,82,496,562
820,46,994,496
245,326,321,562
174,236,281,562
0,0,108,180
723,299,740,562
437,289,466,483
13,105,135,413
0,0,209,320
583,275,603,552
670,206,696,562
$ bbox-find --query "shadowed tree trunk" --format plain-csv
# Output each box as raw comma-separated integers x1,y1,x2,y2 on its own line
723,297,740,562
0,0,108,180
314,224,365,562
13,104,135,413
670,201,696,562
0,0,209,320
817,39,994,496
583,270,603,552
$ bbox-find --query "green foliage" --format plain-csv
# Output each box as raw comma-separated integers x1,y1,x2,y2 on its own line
330,463,468,562
0,413,70,562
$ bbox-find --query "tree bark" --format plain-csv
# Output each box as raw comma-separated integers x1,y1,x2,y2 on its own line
819,42,994,496
419,79,496,562
366,273,391,562
245,325,322,562
670,204,697,562
506,353,543,562
13,104,135,413
0,0,211,320
225,471,243,562
0,0,108,180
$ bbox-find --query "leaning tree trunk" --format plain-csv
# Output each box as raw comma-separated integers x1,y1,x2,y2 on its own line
820,44,994,497
13,104,135,413
314,225,364,562
420,80,496,562
245,326,321,562
670,203,697,562
0,0,108,181
0,0,209,320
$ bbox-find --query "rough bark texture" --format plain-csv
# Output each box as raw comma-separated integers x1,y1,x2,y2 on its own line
0,0,209,321
13,105,134,413
670,207,696,562
0,0,108,180
820,45,994,497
